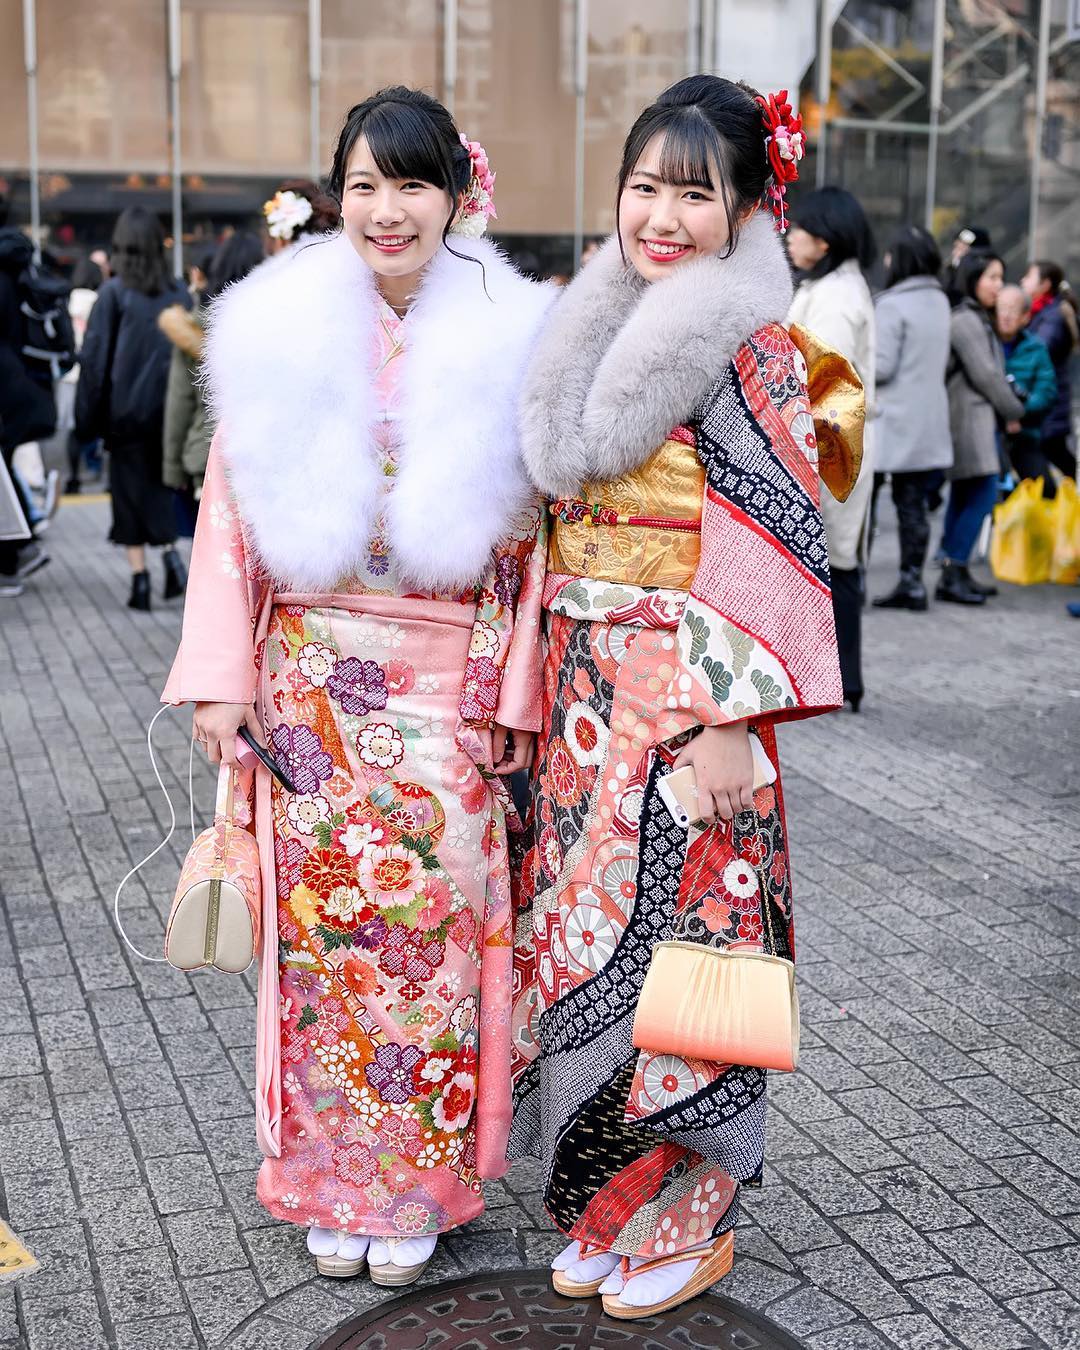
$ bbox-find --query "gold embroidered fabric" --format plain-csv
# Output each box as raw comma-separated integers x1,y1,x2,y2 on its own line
548,436,704,589
789,322,865,504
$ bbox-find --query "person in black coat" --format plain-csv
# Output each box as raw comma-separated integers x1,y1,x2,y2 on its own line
0,204,56,590
1021,259,1078,487
75,207,191,610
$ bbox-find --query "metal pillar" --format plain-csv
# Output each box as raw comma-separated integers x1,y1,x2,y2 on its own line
815,0,832,188
167,0,183,278
686,0,702,75
22,0,40,259
442,0,458,116
573,0,588,270
309,0,321,180
1028,0,1051,254
701,0,716,75
924,0,946,232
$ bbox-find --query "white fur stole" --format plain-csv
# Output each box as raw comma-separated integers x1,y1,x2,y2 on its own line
205,233,553,593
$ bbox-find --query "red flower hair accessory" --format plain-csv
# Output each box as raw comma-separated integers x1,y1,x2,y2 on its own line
755,89,805,233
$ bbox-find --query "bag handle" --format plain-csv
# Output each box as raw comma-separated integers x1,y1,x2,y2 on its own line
113,704,203,964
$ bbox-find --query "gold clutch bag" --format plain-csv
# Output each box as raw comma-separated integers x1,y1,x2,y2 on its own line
632,940,799,1072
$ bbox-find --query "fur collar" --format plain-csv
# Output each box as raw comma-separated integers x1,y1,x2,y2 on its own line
205,232,553,593
520,213,793,498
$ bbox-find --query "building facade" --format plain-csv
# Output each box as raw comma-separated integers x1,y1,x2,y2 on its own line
1,0,1077,277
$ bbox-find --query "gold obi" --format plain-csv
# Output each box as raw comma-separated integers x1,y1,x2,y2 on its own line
547,432,704,589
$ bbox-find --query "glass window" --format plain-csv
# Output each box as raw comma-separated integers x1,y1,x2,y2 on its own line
456,0,578,236
36,0,170,171
181,0,309,175
320,0,441,168
584,1,690,237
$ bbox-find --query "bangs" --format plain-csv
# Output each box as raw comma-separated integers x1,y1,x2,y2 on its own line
653,117,724,191
360,101,455,192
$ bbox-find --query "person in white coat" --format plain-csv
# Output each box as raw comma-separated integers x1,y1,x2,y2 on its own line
786,187,876,712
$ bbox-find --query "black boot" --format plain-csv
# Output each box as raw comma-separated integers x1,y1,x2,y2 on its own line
967,572,998,598
935,561,986,606
128,570,151,611
872,569,928,611
162,548,187,599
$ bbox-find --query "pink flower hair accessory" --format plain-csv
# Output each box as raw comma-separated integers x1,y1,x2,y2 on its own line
755,90,805,234
450,134,497,238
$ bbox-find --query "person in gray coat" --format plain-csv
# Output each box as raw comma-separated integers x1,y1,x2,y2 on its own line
872,226,952,611
940,251,1023,605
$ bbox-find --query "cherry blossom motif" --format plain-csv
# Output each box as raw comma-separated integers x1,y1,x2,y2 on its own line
220,549,242,581
208,501,234,530
357,844,425,908
296,642,338,688
285,793,331,836
468,621,499,659
563,904,617,973
432,1071,475,1132
378,926,446,983
416,877,453,930
450,995,477,1035
737,911,764,943
641,1053,698,1110
327,658,389,717
331,1200,356,1226
270,724,334,794
365,1043,424,1105
384,659,415,696
493,552,522,605
357,722,405,770
700,893,732,934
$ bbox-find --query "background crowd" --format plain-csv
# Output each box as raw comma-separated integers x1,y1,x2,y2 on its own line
1,176,1077,683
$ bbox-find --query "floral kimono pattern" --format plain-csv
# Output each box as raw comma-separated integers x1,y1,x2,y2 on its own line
510,323,842,1259
166,302,544,1237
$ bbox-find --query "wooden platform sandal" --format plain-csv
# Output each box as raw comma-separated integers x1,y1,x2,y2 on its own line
600,1231,734,1320
551,1242,619,1298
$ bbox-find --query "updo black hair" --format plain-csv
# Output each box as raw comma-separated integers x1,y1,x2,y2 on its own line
616,74,772,260
328,86,472,244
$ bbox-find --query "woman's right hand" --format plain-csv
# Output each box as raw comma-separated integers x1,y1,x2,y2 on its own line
193,702,263,766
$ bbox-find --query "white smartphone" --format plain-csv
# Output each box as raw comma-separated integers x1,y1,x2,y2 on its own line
658,733,777,828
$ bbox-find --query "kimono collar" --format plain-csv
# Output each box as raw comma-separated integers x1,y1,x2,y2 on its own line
519,212,794,499
205,232,553,593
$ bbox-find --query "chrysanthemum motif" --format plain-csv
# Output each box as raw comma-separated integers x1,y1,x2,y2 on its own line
641,1054,698,1110
296,642,337,688
723,858,759,900
563,904,616,973
356,722,404,770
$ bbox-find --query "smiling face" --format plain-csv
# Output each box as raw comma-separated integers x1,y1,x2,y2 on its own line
341,135,456,301
618,131,746,282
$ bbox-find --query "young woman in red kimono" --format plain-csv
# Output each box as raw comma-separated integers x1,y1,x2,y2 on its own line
510,76,853,1319
164,87,551,1284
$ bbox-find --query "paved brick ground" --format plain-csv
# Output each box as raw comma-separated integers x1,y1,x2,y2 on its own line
1,495,1078,1350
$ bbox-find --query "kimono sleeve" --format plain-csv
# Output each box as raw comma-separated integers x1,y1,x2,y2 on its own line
459,504,546,733
161,432,267,706
660,326,843,734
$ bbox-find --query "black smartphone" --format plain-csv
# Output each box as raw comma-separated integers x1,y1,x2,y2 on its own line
237,725,297,794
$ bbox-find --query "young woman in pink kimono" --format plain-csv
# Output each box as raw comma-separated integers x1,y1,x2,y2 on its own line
163,87,552,1284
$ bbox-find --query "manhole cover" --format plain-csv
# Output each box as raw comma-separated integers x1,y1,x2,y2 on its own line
315,1267,804,1349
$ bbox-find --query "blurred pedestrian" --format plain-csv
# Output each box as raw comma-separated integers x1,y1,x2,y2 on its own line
61,257,105,493
787,185,876,711
75,206,191,611
89,247,111,281
939,251,1023,605
0,198,56,592
160,230,264,501
871,225,952,611
1021,259,1077,485
944,224,991,294
261,178,340,254
996,285,1057,491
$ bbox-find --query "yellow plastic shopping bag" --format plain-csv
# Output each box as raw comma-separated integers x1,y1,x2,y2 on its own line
1050,477,1080,585
990,478,1054,585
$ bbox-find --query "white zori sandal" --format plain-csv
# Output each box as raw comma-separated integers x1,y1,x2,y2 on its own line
367,1235,438,1286
550,1240,621,1297
307,1226,370,1278
601,1231,734,1320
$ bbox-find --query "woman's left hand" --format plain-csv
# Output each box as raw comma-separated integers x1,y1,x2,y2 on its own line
492,724,535,776
672,723,754,823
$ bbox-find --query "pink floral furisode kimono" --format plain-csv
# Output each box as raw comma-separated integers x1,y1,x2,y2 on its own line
164,232,552,1238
